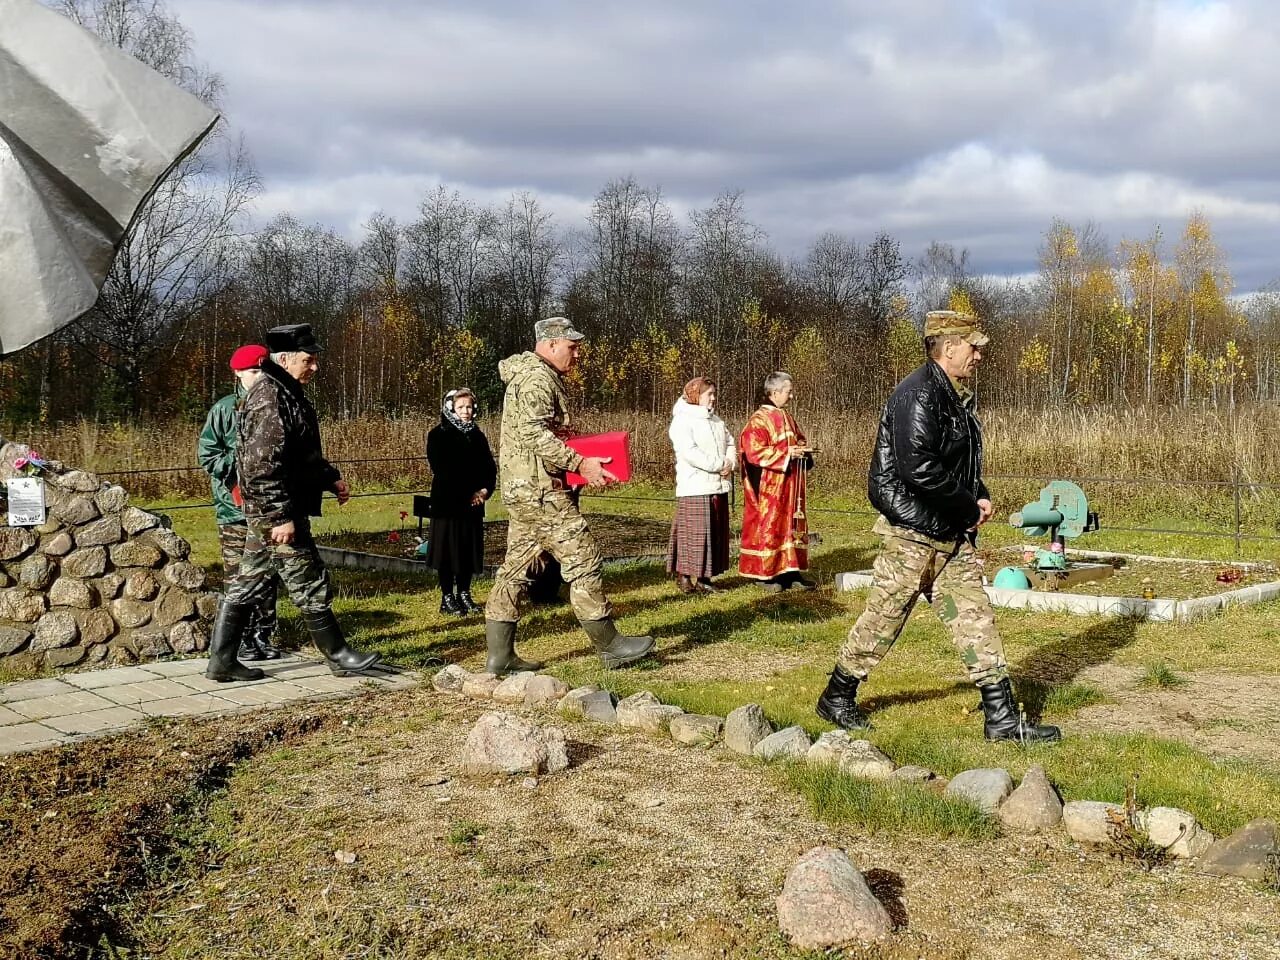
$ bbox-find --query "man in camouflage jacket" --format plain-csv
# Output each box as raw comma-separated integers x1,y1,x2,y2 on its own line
205,323,381,682
196,344,280,662
483,317,655,674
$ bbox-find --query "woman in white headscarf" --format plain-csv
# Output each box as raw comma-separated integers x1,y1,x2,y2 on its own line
666,377,736,593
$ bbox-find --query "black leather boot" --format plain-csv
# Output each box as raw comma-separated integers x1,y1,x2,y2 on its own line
457,590,482,614
302,609,382,676
246,624,283,660
440,592,463,616
815,666,871,730
206,603,266,682
484,620,543,674
580,618,655,669
980,677,1062,744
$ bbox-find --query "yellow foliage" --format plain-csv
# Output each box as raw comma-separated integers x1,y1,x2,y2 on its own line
1019,338,1049,375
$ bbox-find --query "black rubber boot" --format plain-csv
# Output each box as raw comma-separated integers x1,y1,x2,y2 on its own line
302,609,382,676
980,677,1062,744
580,618,655,670
815,666,872,730
238,633,265,662
247,624,283,660
484,620,543,674
457,590,482,614
206,603,266,682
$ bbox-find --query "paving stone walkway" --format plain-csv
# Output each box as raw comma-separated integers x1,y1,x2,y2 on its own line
0,656,418,755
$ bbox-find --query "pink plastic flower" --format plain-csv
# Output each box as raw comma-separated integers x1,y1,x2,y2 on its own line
13,457,27,470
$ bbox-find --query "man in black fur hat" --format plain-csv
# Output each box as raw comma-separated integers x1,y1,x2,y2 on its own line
205,323,382,682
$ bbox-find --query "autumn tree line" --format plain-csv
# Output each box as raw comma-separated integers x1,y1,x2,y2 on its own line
6,1,1280,427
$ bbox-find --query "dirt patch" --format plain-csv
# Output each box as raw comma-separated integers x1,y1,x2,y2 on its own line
82,693,1280,960
323,514,673,566
0,707,343,959
1070,665,1280,770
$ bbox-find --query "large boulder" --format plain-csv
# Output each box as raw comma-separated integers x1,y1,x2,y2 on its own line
459,712,570,776
776,846,892,949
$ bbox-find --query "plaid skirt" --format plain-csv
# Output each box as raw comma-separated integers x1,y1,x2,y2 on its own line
666,493,731,579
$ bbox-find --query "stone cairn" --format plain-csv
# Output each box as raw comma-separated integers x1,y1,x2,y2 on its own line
0,442,216,672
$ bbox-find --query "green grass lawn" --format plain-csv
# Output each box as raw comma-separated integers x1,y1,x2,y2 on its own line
134,481,1280,842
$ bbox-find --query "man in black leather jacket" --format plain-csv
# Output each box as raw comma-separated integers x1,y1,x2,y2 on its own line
204,323,382,683
816,310,1060,744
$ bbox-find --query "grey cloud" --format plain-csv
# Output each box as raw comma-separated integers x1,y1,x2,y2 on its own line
168,0,1280,287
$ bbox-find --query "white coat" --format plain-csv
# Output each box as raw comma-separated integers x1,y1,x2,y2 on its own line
668,400,736,497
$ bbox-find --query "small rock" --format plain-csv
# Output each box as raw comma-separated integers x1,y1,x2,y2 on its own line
168,620,207,654
581,691,619,725
111,598,153,629
1140,806,1215,859
77,608,117,645
95,485,129,514
145,528,191,560
0,625,32,656
0,588,47,622
61,546,108,579
432,664,471,693
32,610,79,650
44,645,87,668
154,587,196,627
888,765,937,784
524,674,570,708
1199,819,1280,880
521,777,538,790
724,703,773,755
333,850,357,865
459,711,570,776
163,560,205,590
492,671,539,703
39,531,75,557
35,518,63,536
1063,800,1129,846
96,573,125,600
132,631,172,659
998,765,1063,833
807,729,858,766
945,768,1014,815
124,571,160,601
556,685,604,718
84,642,109,664
195,592,219,620
776,846,892,949
51,469,100,493
616,691,662,727
0,527,37,561
836,740,896,781
754,725,812,761
635,704,685,735
669,713,724,745
52,495,99,526
48,577,95,609
73,517,123,548
19,555,57,590
461,672,501,699
110,541,163,569
121,507,161,535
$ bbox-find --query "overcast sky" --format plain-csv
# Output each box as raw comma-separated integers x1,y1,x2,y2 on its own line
166,0,1280,290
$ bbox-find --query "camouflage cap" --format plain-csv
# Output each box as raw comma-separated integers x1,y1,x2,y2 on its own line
923,310,989,347
534,316,585,342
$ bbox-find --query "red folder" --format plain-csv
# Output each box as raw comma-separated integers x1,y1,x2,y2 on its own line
565,431,631,487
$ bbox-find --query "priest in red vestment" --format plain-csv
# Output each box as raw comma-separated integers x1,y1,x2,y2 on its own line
739,372,816,591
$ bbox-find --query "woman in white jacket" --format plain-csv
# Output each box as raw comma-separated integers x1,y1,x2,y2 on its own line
666,377,737,593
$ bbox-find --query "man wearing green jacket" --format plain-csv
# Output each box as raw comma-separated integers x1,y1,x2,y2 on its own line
197,344,281,661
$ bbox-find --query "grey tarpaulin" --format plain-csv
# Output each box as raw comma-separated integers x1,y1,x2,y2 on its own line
0,0,219,354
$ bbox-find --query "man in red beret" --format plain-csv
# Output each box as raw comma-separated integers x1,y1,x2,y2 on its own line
197,344,282,664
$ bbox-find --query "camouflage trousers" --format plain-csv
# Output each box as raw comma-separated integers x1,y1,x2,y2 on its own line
485,490,611,623
217,522,280,634
222,517,332,614
837,517,1007,687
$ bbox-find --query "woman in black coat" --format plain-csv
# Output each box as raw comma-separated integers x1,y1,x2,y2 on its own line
426,388,497,615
